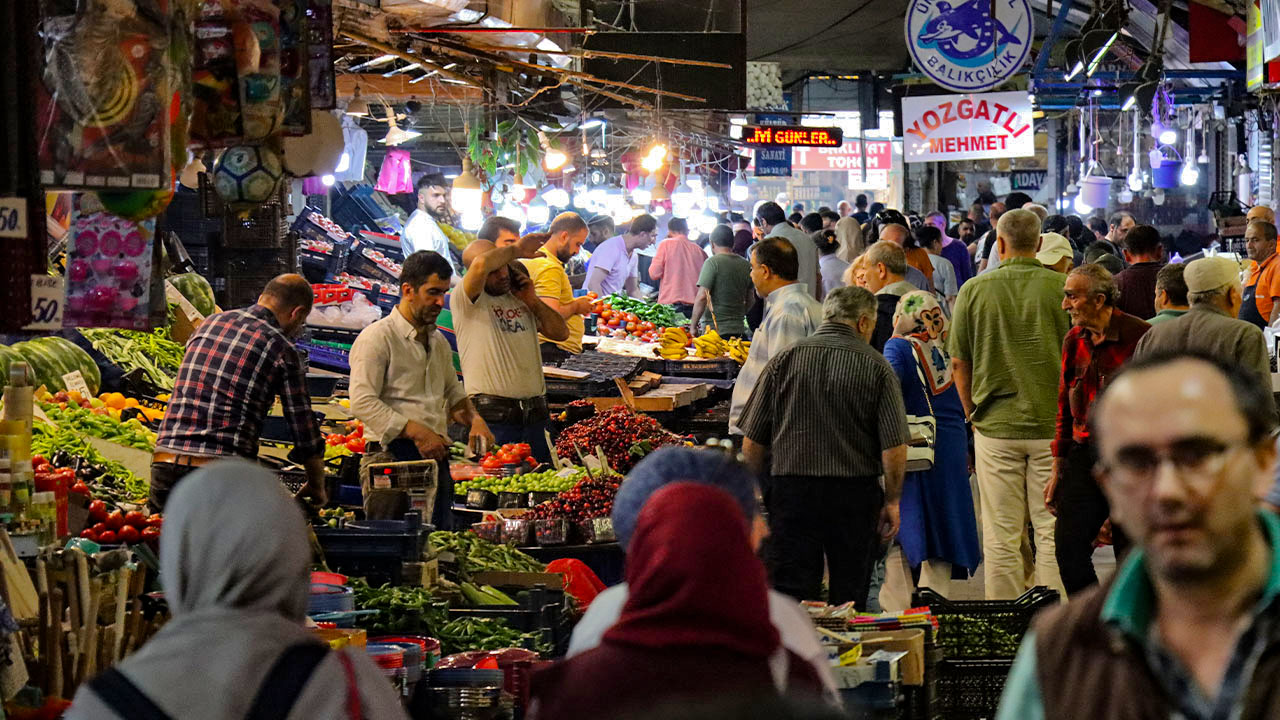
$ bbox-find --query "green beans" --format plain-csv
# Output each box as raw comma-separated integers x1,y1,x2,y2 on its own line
80,328,183,391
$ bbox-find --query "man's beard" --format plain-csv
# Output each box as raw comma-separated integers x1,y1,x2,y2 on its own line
556,245,575,263
427,205,453,224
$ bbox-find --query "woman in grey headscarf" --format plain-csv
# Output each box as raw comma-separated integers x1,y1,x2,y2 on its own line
834,216,865,264
67,459,407,720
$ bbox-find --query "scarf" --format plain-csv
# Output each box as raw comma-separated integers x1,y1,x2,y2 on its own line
603,483,779,659
892,290,953,394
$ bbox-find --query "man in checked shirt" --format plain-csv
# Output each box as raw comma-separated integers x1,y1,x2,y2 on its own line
152,274,326,512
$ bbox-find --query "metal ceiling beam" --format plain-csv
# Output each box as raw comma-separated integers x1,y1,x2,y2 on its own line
1033,0,1079,77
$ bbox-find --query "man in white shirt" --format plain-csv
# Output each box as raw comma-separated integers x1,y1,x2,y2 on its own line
453,237,568,463
755,201,822,300
729,238,823,435
349,250,494,526
401,174,462,280
585,214,658,298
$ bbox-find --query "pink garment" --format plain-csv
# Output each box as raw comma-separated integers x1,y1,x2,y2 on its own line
302,176,329,195
375,150,413,193
649,236,706,306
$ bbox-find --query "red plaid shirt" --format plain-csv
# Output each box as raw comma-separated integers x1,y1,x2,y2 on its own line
1053,309,1151,457
156,304,324,460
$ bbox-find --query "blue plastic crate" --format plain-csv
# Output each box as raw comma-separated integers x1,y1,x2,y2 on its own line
298,341,350,372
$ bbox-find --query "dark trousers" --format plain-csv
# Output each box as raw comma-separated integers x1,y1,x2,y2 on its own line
768,475,884,609
1054,442,1130,596
671,302,694,318
149,462,201,514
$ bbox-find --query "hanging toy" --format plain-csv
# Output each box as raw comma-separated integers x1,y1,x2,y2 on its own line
212,144,284,206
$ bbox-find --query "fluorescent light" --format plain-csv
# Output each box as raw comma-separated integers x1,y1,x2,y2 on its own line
1065,60,1085,81
580,118,605,129
1121,94,1137,111
1085,31,1119,77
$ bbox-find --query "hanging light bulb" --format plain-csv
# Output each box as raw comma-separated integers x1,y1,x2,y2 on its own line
652,205,667,217
1152,189,1167,206
641,143,668,173
1073,193,1093,214
345,86,370,117
631,181,652,206
1180,164,1200,186
178,154,206,189
451,158,483,219
1158,126,1177,145
543,186,570,208
527,195,551,226
696,211,718,234
499,201,527,225
1197,122,1210,165
729,171,749,202
672,176,697,216
544,147,568,171
1127,171,1143,192
1118,188,1134,203
321,174,335,187
572,183,590,208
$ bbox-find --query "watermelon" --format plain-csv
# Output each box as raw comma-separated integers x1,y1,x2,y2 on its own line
11,337,101,395
0,344,26,389
169,272,217,317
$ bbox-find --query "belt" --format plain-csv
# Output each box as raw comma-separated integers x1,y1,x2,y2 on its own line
472,394,549,424
153,451,221,468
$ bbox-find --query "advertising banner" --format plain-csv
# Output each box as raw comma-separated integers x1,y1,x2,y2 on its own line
791,141,894,172
901,91,1035,163
904,0,1034,92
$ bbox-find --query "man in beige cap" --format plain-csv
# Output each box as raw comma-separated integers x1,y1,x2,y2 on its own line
1133,256,1272,391
1036,232,1074,274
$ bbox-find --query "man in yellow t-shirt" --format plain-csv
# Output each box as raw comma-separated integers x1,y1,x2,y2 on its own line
520,212,593,358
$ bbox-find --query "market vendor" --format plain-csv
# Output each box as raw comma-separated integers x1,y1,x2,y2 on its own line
348,250,495,527
521,212,594,360
584,214,657,299
152,274,326,512
401,173,463,281
454,237,568,463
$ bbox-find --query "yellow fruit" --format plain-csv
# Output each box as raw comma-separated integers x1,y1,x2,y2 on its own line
124,397,139,408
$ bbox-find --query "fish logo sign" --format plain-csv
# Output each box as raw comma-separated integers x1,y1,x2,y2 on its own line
906,0,1033,93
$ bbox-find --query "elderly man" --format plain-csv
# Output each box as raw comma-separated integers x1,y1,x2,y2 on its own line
756,201,822,300
728,238,823,435
876,222,932,291
1036,232,1075,274
863,240,920,352
1112,225,1165,320
950,209,1070,599
1048,264,1151,596
1149,262,1190,325
453,238,569,463
1241,220,1280,327
998,353,1280,720
1133,256,1272,390
1247,203,1275,227
973,201,1006,270
740,286,910,608
837,200,853,218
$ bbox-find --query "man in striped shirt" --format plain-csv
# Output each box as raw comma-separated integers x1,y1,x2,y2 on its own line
740,286,911,608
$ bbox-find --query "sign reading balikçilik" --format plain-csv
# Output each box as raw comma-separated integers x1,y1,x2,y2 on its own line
905,0,1033,93
901,91,1034,163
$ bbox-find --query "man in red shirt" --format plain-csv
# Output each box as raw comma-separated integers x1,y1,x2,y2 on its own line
648,217,706,317
1048,263,1151,596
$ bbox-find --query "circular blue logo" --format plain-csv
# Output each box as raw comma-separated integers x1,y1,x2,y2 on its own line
905,0,1033,92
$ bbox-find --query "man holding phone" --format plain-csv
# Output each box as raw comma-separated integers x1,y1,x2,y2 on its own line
453,238,568,463
349,250,495,526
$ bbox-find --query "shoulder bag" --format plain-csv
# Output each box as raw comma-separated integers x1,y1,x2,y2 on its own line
905,348,937,473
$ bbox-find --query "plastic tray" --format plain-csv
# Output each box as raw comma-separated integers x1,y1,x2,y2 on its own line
299,341,351,373
652,357,740,380
914,586,1058,660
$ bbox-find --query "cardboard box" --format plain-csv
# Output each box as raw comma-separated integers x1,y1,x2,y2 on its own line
858,628,925,685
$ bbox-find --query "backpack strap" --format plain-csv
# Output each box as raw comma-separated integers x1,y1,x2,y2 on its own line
244,642,331,720
88,668,175,720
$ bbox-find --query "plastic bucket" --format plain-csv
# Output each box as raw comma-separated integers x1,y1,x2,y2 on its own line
1152,162,1181,189
1079,175,1112,209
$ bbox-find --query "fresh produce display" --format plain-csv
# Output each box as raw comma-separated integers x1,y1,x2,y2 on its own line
439,222,477,253
934,615,1023,659
476,443,534,473
427,531,546,578
688,329,750,363
79,328,184,390
593,293,685,331
325,420,366,454
460,582,517,606
454,467,588,497
657,326,693,360
448,441,470,460
0,345,24,388
524,475,622,522
79,500,162,546
168,272,218,317
8,337,101,395
554,406,685,473
39,402,158,451
29,428,149,506
436,617,550,656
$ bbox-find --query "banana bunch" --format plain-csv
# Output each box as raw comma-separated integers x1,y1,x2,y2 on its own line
693,329,728,359
658,326,691,359
726,336,751,364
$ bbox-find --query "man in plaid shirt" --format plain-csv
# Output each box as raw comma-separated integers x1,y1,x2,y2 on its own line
1048,264,1150,596
153,275,325,511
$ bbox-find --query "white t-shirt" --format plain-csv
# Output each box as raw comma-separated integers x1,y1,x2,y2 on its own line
585,235,637,295
929,253,958,298
567,583,841,706
451,288,545,400
401,209,459,272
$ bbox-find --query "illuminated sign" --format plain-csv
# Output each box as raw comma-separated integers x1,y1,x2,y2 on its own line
742,126,844,147
792,141,894,172
901,91,1034,163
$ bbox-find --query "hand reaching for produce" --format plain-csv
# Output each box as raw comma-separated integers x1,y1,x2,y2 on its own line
879,500,900,541
469,417,496,458
403,420,449,460
296,477,329,507
570,296,595,316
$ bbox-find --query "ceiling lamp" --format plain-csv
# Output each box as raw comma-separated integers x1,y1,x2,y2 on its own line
538,130,567,171
451,158,483,216
672,176,697,216
631,177,653,206
527,195,550,226
641,143,668,173
729,171,749,202
1082,28,1120,78
543,186,570,208
345,86,370,117
651,180,671,202
1062,40,1085,81
381,123,421,146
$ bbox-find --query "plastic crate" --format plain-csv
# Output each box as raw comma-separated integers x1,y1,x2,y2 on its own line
913,586,1058,660
222,201,289,248
545,378,615,399
299,341,351,372
300,242,350,283
346,241,402,285
934,659,1013,720
653,357,740,380
198,172,224,218
314,513,426,562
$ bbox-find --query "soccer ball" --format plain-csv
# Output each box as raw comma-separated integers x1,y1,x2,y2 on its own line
213,145,284,206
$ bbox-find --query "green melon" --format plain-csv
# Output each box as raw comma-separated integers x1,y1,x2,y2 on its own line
169,272,217,317
12,337,101,395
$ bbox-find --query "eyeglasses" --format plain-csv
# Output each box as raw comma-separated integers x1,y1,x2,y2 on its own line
1097,436,1248,492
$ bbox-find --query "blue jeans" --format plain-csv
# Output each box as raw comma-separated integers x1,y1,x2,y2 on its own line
488,419,553,464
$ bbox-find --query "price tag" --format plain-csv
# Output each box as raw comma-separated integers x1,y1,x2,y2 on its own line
165,279,205,322
0,198,26,238
23,275,65,331
61,370,91,399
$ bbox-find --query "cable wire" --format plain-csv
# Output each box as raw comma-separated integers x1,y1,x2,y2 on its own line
750,0,877,60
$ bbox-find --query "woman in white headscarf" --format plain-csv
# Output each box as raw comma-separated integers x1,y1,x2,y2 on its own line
67,459,408,720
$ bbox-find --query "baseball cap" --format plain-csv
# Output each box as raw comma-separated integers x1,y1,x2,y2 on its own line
1184,256,1241,294
1035,232,1073,267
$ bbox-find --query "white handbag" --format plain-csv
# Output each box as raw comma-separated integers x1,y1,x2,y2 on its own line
905,352,937,473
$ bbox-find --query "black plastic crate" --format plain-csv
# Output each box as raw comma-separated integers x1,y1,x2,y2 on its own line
346,239,402,285
299,243,349,283
198,172,224,218
934,659,1013,720
545,378,615,399
652,357,740,380
222,200,289,248
314,515,427,562
913,587,1058,660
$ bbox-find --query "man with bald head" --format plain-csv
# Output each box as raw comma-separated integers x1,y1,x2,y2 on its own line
454,236,568,462
153,273,327,511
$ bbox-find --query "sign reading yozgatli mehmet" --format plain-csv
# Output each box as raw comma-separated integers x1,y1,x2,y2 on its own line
905,0,1033,93
901,91,1035,163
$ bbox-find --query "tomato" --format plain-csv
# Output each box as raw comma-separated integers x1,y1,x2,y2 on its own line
326,434,345,446
105,511,125,531
345,437,366,453
351,424,364,438
91,523,108,536
117,526,140,544
496,450,519,464
626,322,637,332
79,529,95,540
124,511,147,529
88,500,108,523
586,291,598,300
599,309,613,321
146,514,164,528
32,455,46,466
70,482,90,496
97,530,117,544
141,527,161,542
515,443,532,459
640,321,654,331
480,455,504,471
607,317,621,328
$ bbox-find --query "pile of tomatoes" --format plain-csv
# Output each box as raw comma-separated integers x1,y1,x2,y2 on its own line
478,443,535,473
326,420,366,454
80,500,162,546
594,307,663,343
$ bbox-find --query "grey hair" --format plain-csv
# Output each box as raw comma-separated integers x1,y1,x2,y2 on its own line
822,286,877,326
1189,283,1234,307
1068,263,1119,306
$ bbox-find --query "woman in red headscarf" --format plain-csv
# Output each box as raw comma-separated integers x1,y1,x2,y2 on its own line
528,483,823,719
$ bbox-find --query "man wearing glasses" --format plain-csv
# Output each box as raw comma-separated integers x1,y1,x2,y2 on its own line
998,352,1280,720
585,214,657,299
